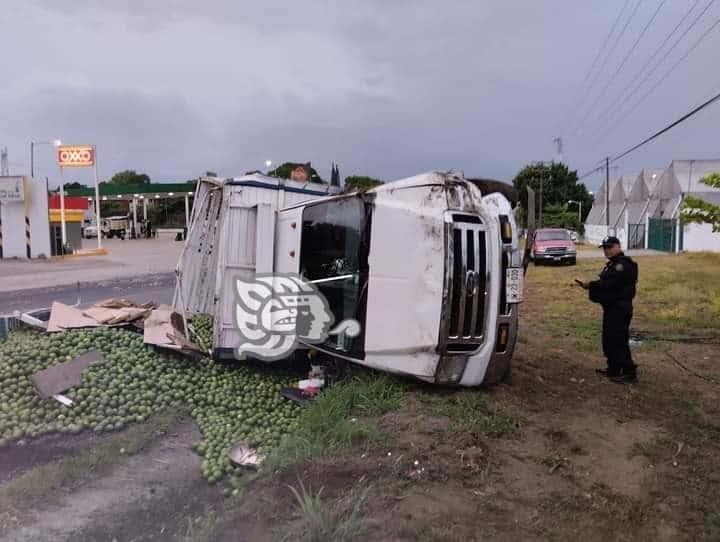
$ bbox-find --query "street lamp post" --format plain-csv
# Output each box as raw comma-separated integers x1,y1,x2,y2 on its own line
30,139,62,178
568,200,582,222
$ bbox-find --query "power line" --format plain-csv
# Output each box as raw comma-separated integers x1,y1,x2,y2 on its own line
587,0,702,135
557,0,631,131
613,84,720,161
591,0,717,144
595,10,720,146
578,163,607,181
578,85,720,179
574,0,667,133
571,0,644,136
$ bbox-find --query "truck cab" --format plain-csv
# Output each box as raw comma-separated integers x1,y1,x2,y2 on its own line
275,172,522,385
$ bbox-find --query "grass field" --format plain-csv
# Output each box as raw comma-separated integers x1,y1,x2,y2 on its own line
1,252,719,541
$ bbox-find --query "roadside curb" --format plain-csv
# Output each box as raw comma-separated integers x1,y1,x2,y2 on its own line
51,248,109,260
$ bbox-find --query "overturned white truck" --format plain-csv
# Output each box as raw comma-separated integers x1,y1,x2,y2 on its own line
174,171,523,386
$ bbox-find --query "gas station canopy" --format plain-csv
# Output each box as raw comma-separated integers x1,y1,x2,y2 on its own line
64,182,195,201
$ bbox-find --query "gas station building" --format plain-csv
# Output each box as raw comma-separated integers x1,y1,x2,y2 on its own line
64,182,196,238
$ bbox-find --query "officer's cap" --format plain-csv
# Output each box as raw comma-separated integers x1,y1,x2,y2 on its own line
599,236,621,248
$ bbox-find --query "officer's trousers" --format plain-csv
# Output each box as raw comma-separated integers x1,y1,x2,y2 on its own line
601,302,636,376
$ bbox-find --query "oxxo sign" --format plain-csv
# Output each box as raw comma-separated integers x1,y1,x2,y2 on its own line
57,145,95,168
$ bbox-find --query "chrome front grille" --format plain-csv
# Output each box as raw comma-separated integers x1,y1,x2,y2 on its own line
442,214,488,352
545,246,567,254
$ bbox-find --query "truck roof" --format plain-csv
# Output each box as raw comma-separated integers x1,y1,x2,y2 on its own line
202,173,340,197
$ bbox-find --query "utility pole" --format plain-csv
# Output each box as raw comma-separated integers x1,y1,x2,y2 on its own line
538,176,543,228
568,200,582,222
605,156,610,229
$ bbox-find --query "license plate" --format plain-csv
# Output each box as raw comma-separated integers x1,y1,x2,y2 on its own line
506,267,523,303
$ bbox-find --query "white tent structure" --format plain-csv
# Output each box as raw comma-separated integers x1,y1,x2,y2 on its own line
625,168,664,249
647,160,720,252
584,160,720,252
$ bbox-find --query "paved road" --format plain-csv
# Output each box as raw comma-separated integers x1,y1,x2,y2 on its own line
0,273,176,314
0,238,182,293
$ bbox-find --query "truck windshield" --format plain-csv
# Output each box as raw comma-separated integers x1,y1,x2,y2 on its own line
300,197,370,357
536,231,570,241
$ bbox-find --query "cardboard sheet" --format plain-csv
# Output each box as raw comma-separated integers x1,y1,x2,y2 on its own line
30,350,104,398
83,306,150,325
46,302,100,332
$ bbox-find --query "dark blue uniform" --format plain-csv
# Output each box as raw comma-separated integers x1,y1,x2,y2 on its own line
588,253,638,378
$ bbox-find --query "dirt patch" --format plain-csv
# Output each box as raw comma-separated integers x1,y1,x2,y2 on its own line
3,422,223,542
207,459,390,542
0,431,100,484
74,481,222,542
560,414,660,497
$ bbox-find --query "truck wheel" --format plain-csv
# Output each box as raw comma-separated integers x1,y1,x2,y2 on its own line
533,259,540,266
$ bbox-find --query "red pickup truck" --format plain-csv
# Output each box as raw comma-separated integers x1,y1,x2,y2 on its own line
530,228,577,266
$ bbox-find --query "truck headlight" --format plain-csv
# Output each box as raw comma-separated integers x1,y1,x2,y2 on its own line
567,248,576,253
436,355,468,385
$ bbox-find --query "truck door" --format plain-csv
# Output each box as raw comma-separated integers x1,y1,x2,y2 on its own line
297,196,371,358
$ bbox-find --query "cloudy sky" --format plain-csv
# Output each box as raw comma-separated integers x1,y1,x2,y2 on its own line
2,0,719,192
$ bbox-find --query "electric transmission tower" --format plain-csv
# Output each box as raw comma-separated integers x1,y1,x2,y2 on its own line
553,136,564,163
0,147,8,176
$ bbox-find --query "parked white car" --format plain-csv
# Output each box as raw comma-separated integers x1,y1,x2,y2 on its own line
83,224,98,238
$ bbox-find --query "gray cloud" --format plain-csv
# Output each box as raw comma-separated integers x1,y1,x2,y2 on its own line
2,1,720,191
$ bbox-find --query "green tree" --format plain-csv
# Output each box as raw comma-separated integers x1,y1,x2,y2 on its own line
108,170,150,185
512,162,593,228
344,175,384,191
681,173,720,232
64,181,88,189
542,203,584,234
268,162,324,183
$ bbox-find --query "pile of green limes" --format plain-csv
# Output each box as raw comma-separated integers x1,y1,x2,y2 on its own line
0,325,301,483
190,313,214,353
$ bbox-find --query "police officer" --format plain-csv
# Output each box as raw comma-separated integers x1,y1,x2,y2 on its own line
576,236,638,383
